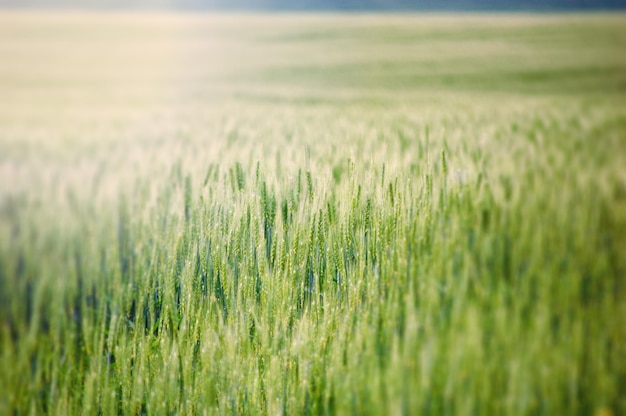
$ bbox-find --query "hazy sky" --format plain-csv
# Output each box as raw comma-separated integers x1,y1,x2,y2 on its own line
1,0,625,10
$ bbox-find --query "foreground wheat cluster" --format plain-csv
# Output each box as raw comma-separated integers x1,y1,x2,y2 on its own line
0,13,625,415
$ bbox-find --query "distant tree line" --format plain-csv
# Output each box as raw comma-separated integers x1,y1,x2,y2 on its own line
2,0,625,10
176,0,626,11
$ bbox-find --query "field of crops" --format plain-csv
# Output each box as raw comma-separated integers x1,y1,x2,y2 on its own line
1,12,625,415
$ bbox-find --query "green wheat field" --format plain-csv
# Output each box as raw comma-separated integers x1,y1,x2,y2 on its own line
1,12,625,415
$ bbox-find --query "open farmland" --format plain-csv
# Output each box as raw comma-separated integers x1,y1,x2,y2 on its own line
0,12,625,415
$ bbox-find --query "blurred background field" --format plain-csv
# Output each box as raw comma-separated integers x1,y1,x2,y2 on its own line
1,13,625,200
0,12,625,415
